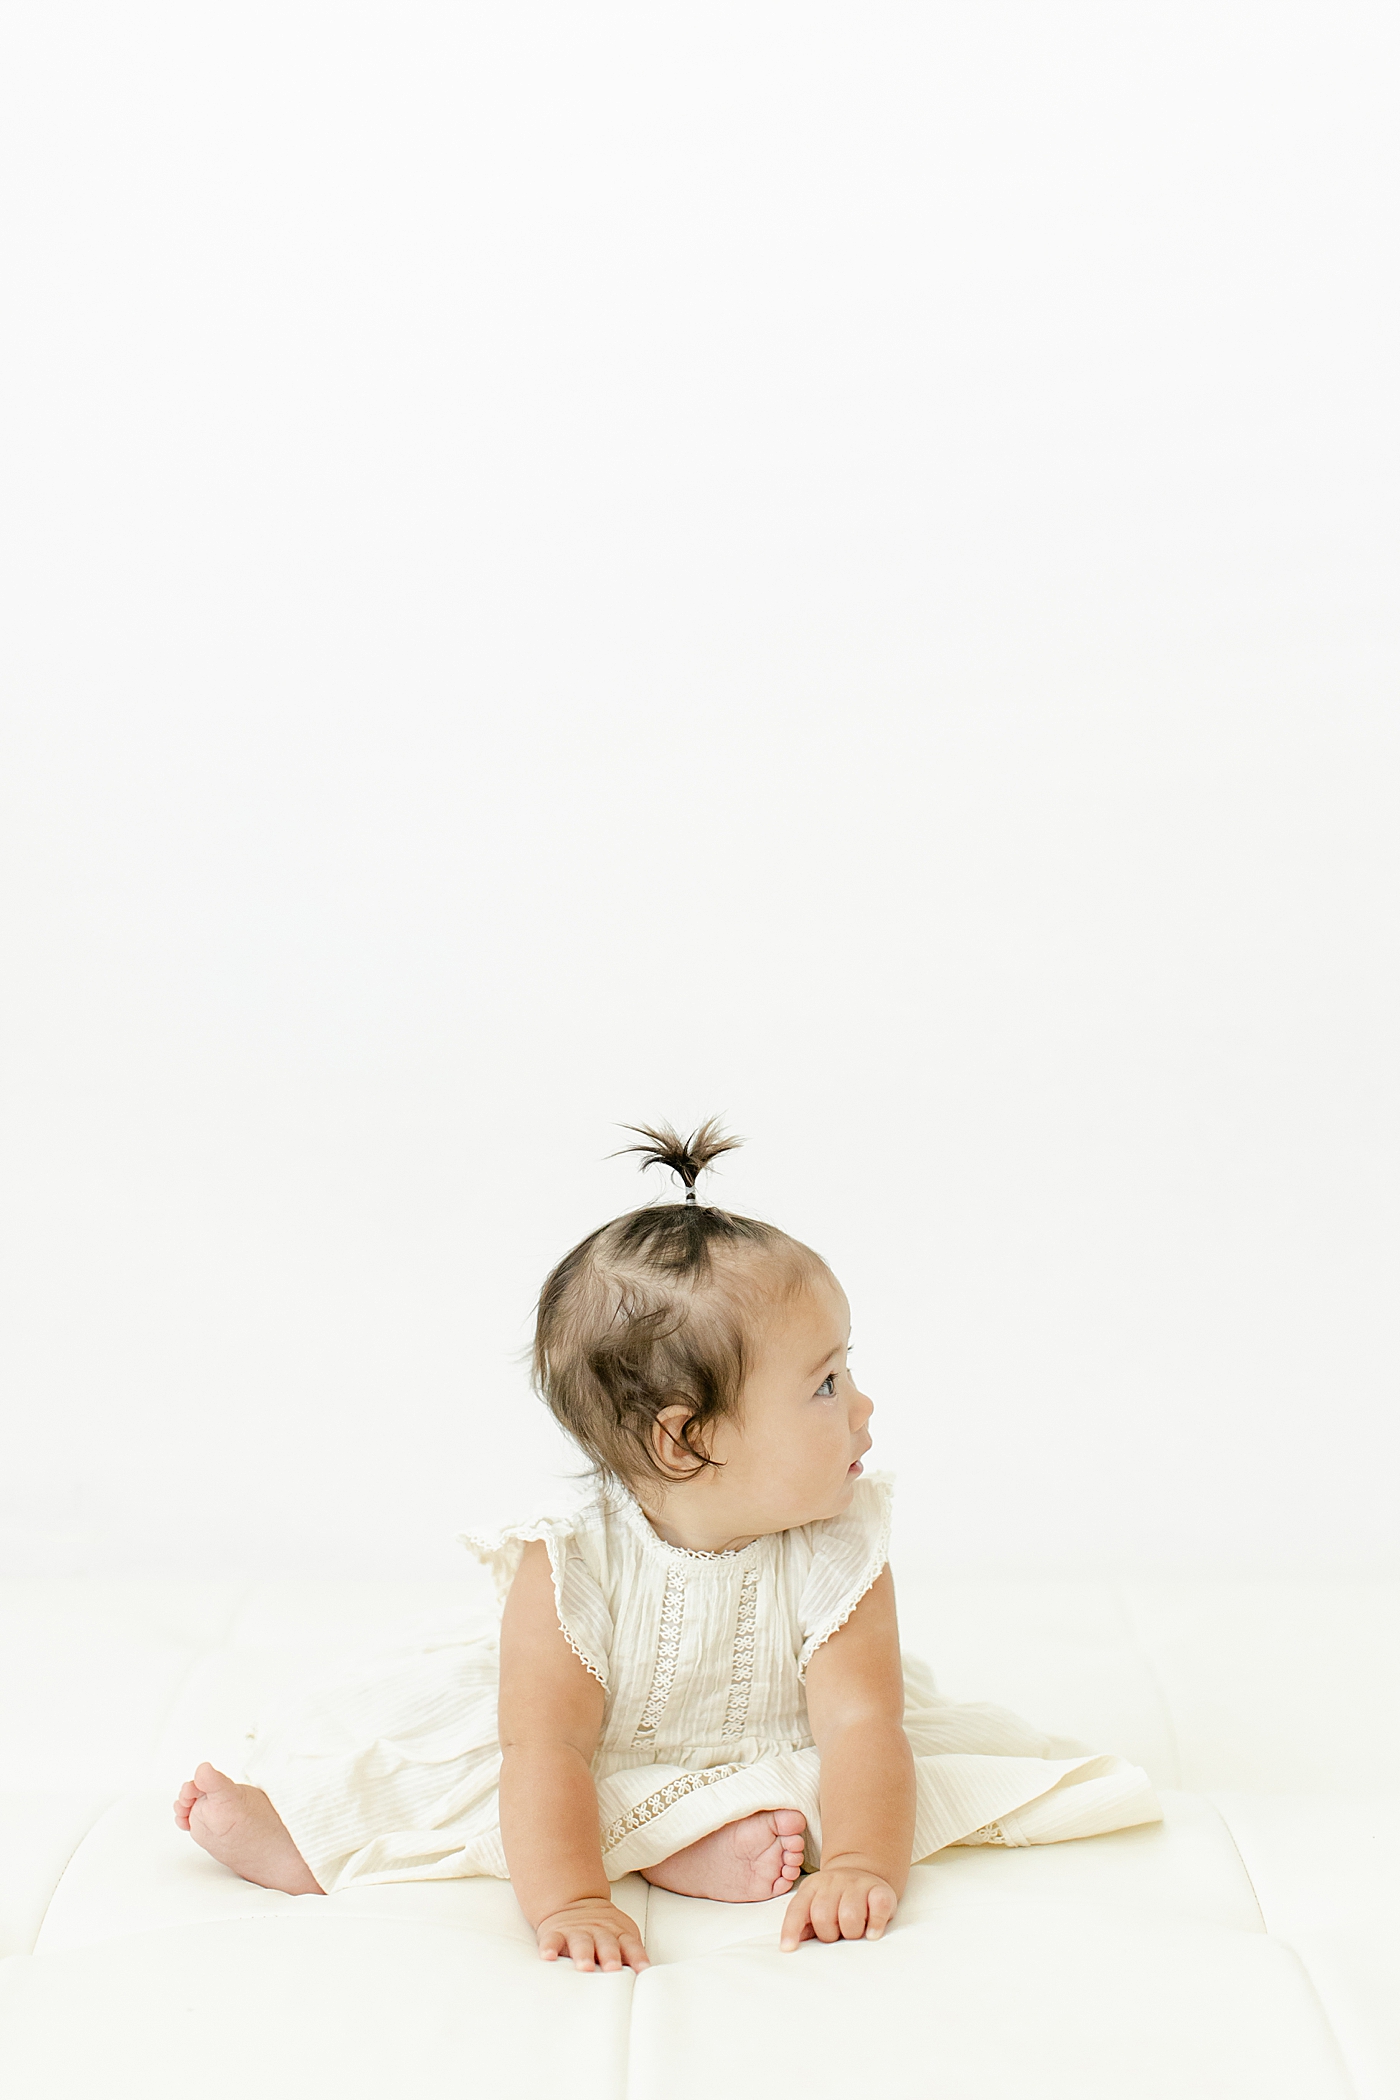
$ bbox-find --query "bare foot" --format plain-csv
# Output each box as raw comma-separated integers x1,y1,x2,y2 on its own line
642,1809,807,1902
173,1762,324,1895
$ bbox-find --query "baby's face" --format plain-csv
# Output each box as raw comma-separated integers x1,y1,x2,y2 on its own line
703,1268,874,1535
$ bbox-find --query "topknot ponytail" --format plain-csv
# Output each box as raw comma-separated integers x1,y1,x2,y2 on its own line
612,1117,743,1204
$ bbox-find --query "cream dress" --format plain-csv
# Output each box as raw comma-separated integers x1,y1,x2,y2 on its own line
244,1474,1160,1893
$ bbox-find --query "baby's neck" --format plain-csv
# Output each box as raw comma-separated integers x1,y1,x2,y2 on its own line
633,1496,761,1556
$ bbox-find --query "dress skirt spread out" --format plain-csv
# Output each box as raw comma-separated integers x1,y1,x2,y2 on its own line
243,1474,1161,1892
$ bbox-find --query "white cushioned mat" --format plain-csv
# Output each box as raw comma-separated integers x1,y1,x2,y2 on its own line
2,1573,1397,2099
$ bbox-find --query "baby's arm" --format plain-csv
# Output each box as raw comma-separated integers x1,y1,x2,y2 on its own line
780,1565,915,1950
497,1539,649,1972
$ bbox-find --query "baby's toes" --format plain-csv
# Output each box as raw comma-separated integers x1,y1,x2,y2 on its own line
188,1792,235,1843
771,1852,802,1895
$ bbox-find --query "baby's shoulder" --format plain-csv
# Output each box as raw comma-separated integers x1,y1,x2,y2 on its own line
458,1476,663,1587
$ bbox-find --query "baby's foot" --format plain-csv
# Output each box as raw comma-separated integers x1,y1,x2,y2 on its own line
173,1762,324,1895
642,1809,807,1902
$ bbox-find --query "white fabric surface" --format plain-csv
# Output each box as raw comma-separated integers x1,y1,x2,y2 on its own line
0,1915,636,2100
625,1908,1356,2100
1280,1930,1400,2100
29,1788,1254,1957
243,1475,1159,1887
1206,1794,1400,1936
2,1574,1398,2100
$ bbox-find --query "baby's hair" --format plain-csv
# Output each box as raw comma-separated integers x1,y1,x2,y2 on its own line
532,1120,829,1489
612,1116,743,1202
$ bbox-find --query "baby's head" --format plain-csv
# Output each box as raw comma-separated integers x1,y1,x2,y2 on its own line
533,1121,873,1545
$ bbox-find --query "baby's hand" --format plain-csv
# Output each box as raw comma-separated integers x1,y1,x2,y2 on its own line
780,1865,898,1950
536,1897,650,1973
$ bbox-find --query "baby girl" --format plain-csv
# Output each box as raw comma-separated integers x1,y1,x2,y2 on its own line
176,1121,1159,1970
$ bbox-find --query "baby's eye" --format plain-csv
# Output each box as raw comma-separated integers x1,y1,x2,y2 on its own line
815,1373,838,1398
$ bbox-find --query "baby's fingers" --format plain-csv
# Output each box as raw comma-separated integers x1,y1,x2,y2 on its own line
567,1926,622,1972
779,1884,816,1952
620,1933,651,1973
863,1882,897,1941
538,1926,612,1970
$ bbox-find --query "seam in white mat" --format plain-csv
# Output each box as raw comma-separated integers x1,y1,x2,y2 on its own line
1202,1791,1271,1936
1116,1581,1185,1792
1270,1939,1367,2100
1116,1588,1359,2094
29,1793,120,1952
135,1575,257,1805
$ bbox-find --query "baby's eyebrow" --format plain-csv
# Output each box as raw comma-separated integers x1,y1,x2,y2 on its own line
804,1339,848,1378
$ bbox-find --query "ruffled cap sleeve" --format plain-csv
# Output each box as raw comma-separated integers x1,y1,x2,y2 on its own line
458,1511,613,1689
796,1472,895,1678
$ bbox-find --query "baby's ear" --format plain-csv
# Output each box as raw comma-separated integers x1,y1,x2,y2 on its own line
650,1403,708,1480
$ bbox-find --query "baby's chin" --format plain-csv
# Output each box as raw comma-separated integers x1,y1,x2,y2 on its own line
806,1473,862,1525
761,1469,863,1534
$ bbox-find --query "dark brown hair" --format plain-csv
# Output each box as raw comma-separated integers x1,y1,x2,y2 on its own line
532,1120,828,1489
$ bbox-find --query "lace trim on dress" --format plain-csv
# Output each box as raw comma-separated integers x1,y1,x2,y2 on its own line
458,1518,609,1688
631,1562,686,1747
555,1622,608,1687
600,1764,741,1856
796,1482,895,1680
721,1567,760,1741
602,1480,763,1563
955,1822,1009,1846
657,1540,752,1562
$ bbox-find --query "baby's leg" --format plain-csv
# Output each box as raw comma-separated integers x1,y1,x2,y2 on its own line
174,1762,324,1895
641,1811,806,1902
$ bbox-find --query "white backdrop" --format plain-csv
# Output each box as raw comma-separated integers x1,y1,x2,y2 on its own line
2,2,1396,1580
